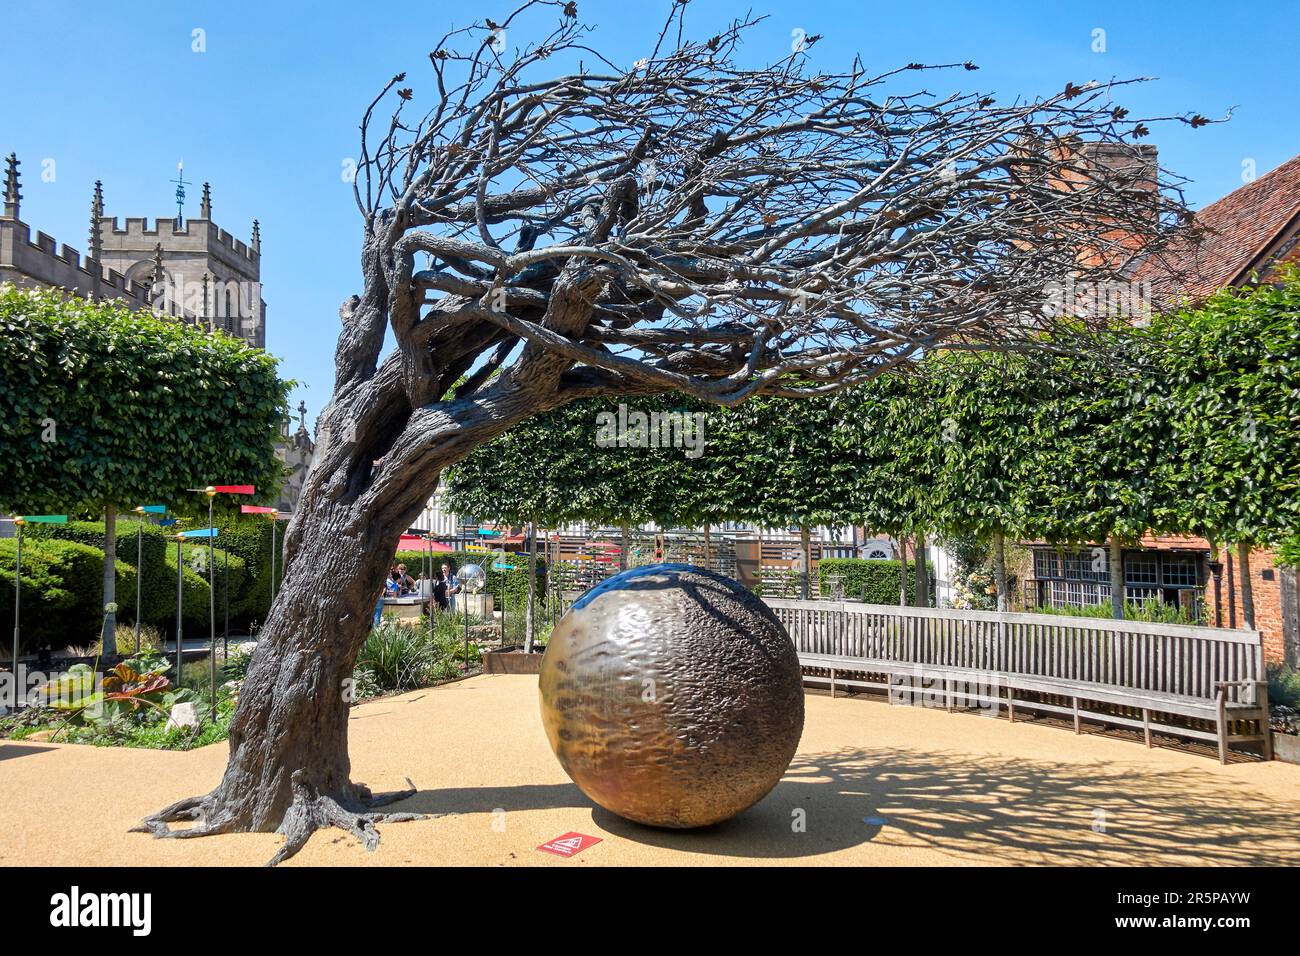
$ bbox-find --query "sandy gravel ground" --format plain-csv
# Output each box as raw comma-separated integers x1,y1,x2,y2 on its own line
2,674,1298,867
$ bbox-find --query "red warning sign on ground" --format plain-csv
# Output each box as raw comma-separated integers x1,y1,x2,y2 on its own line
537,832,602,858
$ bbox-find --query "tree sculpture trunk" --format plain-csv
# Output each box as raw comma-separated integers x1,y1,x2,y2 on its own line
135,388,565,857
135,489,426,862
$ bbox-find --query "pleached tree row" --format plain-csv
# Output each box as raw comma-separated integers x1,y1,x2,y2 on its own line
446,271,1300,620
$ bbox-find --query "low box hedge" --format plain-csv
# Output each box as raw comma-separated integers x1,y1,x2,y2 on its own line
0,537,136,652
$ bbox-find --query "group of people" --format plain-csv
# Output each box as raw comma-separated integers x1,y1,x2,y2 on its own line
375,562,462,625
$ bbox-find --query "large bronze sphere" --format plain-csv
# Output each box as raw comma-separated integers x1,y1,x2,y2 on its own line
539,564,804,828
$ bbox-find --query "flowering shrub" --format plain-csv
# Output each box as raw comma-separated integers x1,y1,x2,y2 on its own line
949,567,998,611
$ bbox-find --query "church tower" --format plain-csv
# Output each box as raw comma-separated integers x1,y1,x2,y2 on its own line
94,169,266,347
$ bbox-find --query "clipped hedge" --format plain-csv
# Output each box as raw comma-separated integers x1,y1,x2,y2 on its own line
164,543,249,632
818,558,936,606
210,518,278,623
0,537,136,652
24,517,261,633
25,519,172,622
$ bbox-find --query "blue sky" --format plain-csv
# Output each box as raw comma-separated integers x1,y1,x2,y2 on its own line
3,0,1297,419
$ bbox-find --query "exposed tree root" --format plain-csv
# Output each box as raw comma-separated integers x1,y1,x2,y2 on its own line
129,795,228,839
133,772,426,866
267,772,425,866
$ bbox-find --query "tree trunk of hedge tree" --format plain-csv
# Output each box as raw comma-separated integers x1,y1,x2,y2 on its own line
702,523,711,572
102,505,117,658
898,536,909,606
914,533,930,608
992,532,1009,613
1225,540,1237,628
799,525,811,600
524,520,536,654
1237,541,1255,630
1282,568,1299,667
619,522,629,573
1109,537,1125,620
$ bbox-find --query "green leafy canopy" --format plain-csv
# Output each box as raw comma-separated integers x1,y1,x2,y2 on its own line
0,285,292,513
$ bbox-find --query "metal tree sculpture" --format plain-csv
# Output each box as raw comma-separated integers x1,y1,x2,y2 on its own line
137,1,1206,862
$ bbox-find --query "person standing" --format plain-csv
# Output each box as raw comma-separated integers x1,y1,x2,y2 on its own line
396,564,416,596
415,571,434,615
374,581,389,627
433,567,449,612
442,563,462,613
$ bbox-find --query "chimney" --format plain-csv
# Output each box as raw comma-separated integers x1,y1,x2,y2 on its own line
1079,141,1158,195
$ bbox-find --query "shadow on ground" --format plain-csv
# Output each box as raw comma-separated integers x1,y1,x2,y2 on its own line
386,746,1300,865
0,744,55,762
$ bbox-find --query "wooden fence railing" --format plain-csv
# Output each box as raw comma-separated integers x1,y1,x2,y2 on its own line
763,599,1264,704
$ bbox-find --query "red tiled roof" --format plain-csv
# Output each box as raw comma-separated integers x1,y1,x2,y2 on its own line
1138,152,1300,303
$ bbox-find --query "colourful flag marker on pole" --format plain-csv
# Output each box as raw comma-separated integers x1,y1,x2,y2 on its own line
186,485,254,722
20,515,68,524
137,504,167,514
159,518,179,527
240,505,276,515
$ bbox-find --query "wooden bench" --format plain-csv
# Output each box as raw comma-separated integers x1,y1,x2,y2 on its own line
767,599,1272,764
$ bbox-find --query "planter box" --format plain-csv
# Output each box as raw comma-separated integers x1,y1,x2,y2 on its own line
459,593,494,619
1273,731,1300,765
380,597,426,625
482,646,544,675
